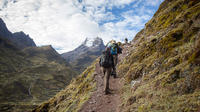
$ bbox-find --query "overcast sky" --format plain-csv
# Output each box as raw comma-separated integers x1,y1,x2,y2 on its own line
0,0,163,53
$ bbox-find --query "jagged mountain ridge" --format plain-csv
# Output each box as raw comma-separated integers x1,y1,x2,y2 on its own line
0,19,77,112
33,0,200,111
62,37,105,73
0,18,12,38
0,18,36,49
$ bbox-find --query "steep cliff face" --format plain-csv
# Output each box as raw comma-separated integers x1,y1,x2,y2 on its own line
62,37,105,73
118,0,200,111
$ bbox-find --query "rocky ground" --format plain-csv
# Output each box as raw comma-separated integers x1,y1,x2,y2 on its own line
79,63,123,112
79,44,130,112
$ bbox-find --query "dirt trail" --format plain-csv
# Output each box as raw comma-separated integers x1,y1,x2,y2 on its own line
79,63,123,112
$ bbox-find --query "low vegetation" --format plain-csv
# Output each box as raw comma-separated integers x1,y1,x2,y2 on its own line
33,60,97,112
0,39,77,112
117,0,200,111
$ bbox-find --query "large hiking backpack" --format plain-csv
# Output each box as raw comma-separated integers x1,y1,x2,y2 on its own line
110,43,118,55
99,51,113,68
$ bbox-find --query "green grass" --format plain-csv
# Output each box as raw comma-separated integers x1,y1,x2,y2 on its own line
0,44,77,112
33,60,98,112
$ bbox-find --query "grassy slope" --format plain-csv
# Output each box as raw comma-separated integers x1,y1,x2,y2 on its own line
0,38,77,112
33,60,97,112
117,0,200,111
70,54,99,74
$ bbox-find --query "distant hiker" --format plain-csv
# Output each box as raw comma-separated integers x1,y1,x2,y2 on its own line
125,38,128,44
99,48,114,94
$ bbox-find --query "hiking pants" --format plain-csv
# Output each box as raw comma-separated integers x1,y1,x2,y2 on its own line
112,55,118,74
102,67,112,92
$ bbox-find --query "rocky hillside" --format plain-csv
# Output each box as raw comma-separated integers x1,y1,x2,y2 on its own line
33,0,200,112
118,0,200,111
0,18,36,49
12,31,36,49
62,37,105,73
0,20,77,112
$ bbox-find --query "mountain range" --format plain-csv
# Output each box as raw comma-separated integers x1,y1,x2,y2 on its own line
0,18,36,49
1,0,200,111
0,18,77,112
0,17,106,112
62,37,105,73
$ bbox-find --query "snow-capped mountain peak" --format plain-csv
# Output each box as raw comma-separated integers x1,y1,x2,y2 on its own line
84,37,95,47
83,37,103,47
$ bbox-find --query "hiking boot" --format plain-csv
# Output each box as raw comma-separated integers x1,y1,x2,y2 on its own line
104,90,111,95
104,88,112,95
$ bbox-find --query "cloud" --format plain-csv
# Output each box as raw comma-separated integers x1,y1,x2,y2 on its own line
145,0,163,6
0,0,163,53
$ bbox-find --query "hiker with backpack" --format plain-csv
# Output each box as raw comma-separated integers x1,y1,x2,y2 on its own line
99,40,122,94
99,47,114,94
106,40,122,78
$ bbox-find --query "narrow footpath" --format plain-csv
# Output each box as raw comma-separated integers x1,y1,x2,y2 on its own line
79,63,123,112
